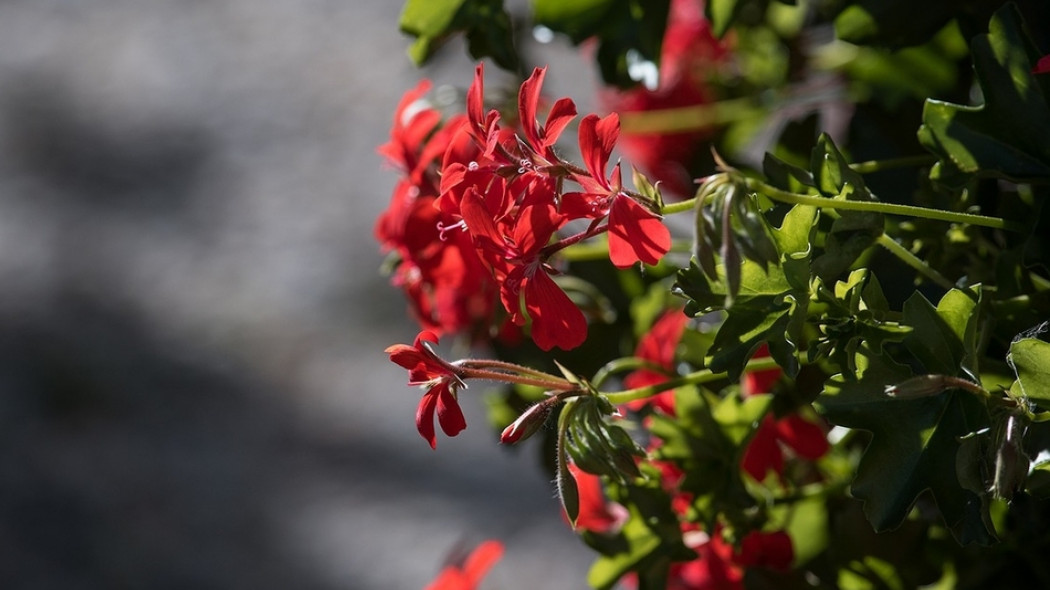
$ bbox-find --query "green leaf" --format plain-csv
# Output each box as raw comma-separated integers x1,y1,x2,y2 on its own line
400,0,518,70
902,286,981,379
808,135,884,282
817,344,994,545
917,4,1050,187
1008,336,1050,411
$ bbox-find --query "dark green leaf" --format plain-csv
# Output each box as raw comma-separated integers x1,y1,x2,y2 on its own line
902,287,981,379
917,4,1050,187
400,0,518,69
817,344,995,545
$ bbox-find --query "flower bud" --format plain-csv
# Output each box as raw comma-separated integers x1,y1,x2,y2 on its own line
884,375,947,398
500,400,553,444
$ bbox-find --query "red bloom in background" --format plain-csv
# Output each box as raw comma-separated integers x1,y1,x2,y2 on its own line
740,344,829,481
568,462,629,534
601,0,730,198
375,81,498,339
1033,55,1050,75
622,309,690,414
386,331,467,449
562,113,671,268
425,540,504,590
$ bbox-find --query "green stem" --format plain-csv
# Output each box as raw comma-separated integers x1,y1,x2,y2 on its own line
743,177,1022,232
662,197,700,215
849,155,937,174
458,364,575,391
876,234,956,290
603,357,781,405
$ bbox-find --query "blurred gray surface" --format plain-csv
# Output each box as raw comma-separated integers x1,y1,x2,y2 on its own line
0,1,597,588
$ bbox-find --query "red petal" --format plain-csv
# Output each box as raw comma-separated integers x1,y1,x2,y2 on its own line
608,196,671,268
542,97,578,151
436,385,467,438
736,530,794,571
524,271,587,351
776,414,830,460
742,415,783,480
577,113,619,188
462,540,504,585
467,63,486,135
518,66,547,152
416,389,439,449
569,462,625,534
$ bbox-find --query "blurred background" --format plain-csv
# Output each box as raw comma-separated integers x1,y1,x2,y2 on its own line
0,1,599,588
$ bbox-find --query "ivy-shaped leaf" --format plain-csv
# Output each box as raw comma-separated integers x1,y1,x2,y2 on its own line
917,4,1050,188
817,344,995,545
400,0,518,70
902,286,981,381
809,134,884,282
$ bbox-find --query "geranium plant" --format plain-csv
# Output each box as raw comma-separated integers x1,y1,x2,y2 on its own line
379,0,1050,587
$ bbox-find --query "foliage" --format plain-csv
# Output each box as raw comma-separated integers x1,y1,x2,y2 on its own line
385,0,1050,588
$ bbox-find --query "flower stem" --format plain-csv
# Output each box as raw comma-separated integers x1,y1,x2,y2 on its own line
457,362,575,391
741,177,1022,232
849,155,937,174
603,356,781,405
876,234,955,290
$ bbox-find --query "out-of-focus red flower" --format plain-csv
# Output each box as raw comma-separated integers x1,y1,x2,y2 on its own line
562,113,672,268
1033,55,1050,75
624,528,794,590
375,81,498,340
622,309,690,414
740,344,829,481
601,0,730,198
568,461,629,534
386,331,467,449
424,540,504,590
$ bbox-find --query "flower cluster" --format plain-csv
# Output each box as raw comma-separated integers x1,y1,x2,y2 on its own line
377,64,671,351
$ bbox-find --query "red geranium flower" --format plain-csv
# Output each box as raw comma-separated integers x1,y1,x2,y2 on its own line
622,309,690,414
424,540,504,590
562,113,671,268
567,461,628,534
740,344,829,481
386,331,467,449
601,0,730,198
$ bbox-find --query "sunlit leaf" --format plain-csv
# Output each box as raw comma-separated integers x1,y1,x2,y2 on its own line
917,4,1050,187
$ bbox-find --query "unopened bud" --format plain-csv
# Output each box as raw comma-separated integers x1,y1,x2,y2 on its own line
884,375,948,398
500,400,553,445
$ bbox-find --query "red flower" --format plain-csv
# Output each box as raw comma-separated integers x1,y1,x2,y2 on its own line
1033,55,1050,75
562,113,671,268
424,540,504,590
601,0,729,198
740,344,829,481
519,66,578,162
460,189,586,351
624,528,794,590
386,331,467,449
623,309,690,414
568,461,628,534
